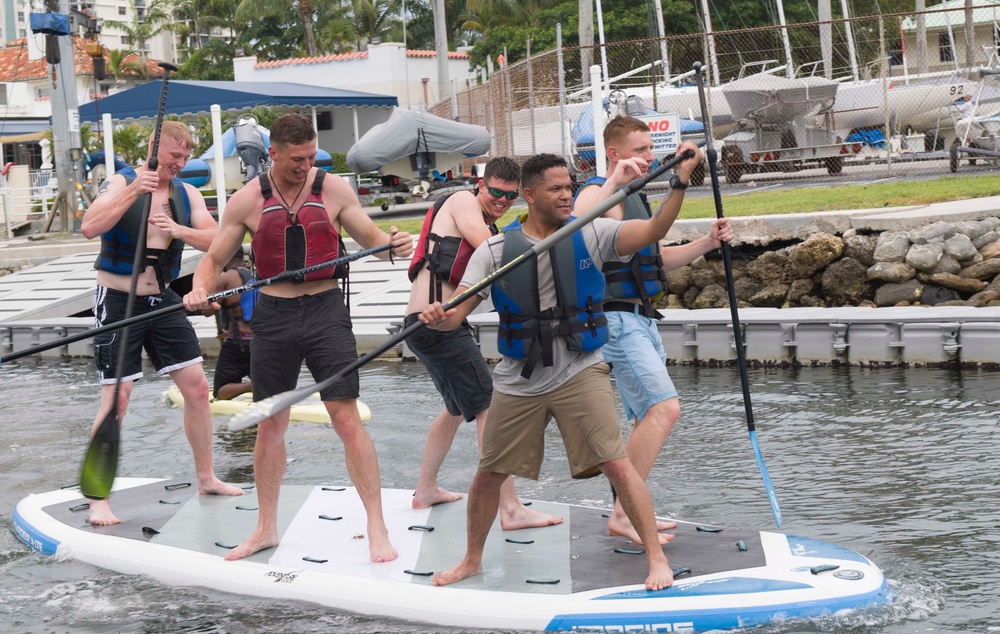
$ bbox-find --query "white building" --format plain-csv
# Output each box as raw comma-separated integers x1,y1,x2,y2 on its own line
233,42,475,112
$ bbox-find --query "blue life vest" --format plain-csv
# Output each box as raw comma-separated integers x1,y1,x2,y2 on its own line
493,214,608,379
218,267,257,339
576,176,668,313
94,167,191,289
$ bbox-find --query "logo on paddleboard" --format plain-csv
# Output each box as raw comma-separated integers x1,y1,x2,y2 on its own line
265,570,302,584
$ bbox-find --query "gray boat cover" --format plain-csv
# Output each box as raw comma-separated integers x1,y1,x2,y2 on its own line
346,108,491,173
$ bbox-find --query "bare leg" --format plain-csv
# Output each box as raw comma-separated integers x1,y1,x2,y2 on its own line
601,457,673,591
609,397,679,544
432,470,507,586
412,409,465,509
87,382,132,526
171,364,244,497
225,413,289,561
215,381,253,401
472,409,564,530
327,399,398,563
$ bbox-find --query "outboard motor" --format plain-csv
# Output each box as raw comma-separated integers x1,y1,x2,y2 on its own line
235,115,267,183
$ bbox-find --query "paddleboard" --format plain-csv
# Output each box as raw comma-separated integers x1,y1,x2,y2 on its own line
164,385,371,425
13,478,888,632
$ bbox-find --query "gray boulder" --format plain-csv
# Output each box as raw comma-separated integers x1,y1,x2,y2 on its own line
733,276,763,302
978,237,1000,259
954,220,990,241
867,262,916,283
689,268,718,290
931,255,962,275
908,221,956,245
920,285,959,305
844,233,878,267
875,279,924,306
944,233,979,262
904,243,945,273
664,266,692,296
873,231,910,263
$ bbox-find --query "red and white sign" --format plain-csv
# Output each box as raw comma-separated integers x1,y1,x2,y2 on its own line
637,113,680,156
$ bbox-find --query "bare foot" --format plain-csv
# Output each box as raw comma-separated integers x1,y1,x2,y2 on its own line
432,559,482,586
224,530,279,561
500,504,564,531
199,477,245,497
87,499,121,526
368,527,398,563
412,487,463,509
645,558,674,591
608,512,676,546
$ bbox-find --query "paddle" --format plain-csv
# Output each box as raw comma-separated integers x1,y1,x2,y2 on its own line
0,242,393,365
226,148,697,432
693,61,782,528
80,63,178,500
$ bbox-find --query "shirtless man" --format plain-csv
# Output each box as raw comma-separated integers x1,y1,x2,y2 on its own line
184,113,411,563
81,121,243,525
405,156,561,530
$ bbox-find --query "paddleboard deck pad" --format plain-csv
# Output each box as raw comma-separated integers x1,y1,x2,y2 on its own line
13,478,887,632
164,385,371,425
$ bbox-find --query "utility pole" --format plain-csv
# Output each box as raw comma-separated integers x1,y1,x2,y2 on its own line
432,0,450,106
47,0,83,232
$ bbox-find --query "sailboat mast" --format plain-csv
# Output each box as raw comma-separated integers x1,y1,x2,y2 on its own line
776,0,795,77
699,0,720,84
841,0,860,80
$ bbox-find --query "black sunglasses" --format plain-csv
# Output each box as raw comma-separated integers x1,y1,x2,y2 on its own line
486,186,518,201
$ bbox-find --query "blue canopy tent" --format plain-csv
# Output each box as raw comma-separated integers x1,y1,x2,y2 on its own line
78,81,397,122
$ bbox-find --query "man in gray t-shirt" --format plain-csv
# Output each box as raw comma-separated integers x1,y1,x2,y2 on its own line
418,148,701,592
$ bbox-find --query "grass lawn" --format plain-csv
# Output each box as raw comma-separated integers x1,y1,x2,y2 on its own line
373,173,1000,234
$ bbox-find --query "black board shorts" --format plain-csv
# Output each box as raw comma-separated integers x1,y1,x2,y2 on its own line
213,336,252,397
404,312,493,422
250,288,360,402
93,286,203,384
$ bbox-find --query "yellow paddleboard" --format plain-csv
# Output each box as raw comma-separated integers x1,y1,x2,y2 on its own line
165,384,371,425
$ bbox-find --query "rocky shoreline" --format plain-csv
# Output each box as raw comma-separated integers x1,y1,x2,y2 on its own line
661,218,1000,311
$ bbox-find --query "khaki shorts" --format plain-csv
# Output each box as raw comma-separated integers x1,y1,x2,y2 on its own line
480,363,628,480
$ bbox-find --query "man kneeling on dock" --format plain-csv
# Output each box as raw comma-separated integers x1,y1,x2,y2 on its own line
418,148,702,590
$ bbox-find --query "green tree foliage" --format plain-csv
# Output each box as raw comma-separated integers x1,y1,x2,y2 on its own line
111,123,151,165
102,0,182,78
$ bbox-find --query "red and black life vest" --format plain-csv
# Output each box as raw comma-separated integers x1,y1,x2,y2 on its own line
250,169,349,283
407,193,499,303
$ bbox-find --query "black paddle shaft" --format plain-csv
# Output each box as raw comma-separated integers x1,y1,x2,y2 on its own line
80,62,177,501
0,242,392,365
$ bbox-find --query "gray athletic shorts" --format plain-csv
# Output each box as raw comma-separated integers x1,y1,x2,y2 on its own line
404,312,493,422
93,286,203,384
250,287,360,402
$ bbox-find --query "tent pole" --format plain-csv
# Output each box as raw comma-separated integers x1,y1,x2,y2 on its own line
211,104,226,219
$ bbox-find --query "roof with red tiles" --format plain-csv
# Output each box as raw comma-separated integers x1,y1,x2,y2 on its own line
0,37,166,82
253,48,469,69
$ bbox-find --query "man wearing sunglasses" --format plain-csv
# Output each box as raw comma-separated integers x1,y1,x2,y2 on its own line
574,115,733,546
403,157,562,530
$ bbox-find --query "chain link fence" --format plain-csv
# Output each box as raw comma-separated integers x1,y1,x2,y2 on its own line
431,6,1000,186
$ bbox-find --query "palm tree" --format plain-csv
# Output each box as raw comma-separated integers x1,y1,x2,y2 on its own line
172,0,229,57
102,0,182,78
105,48,143,87
112,123,151,165
236,0,321,57
352,0,397,51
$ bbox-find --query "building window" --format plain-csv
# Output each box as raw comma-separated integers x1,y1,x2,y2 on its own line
36,86,50,100
939,32,955,63
118,6,126,14
19,29,25,37
0,85,7,105
17,11,24,21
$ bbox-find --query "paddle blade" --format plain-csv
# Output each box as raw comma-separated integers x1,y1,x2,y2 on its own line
80,411,121,500
749,430,782,528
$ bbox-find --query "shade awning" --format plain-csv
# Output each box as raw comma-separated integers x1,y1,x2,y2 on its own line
0,119,49,144
78,81,397,122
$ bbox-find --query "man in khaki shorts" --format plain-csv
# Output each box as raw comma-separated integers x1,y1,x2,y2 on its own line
418,147,701,591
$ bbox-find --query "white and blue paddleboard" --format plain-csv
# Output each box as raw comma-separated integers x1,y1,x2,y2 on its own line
13,478,887,632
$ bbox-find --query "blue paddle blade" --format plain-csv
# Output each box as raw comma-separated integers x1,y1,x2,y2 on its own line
749,430,782,528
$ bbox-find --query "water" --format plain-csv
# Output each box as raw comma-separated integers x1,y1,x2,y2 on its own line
1,356,998,633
